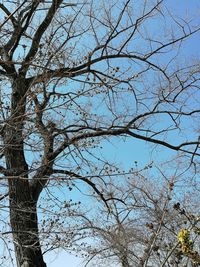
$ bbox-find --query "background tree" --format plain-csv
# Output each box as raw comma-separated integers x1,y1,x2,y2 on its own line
0,0,199,266
75,165,200,267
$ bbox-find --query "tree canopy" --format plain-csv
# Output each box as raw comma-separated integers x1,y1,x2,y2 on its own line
0,1,199,266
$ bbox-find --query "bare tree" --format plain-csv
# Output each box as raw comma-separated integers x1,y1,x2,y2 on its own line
78,168,200,267
0,0,199,266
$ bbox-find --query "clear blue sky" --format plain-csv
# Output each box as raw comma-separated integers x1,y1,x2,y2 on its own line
44,1,200,266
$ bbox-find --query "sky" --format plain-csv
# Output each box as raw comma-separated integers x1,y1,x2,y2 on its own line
42,1,200,266
0,0,198,266
43,138,152,266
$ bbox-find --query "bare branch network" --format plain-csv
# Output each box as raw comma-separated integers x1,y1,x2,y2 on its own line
0,0,199,266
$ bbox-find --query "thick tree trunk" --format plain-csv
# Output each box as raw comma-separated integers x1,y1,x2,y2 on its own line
9,188,46,267
121,253,130,267
3,77,46,267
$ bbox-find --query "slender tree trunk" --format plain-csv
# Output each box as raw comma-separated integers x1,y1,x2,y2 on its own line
3,77,46,267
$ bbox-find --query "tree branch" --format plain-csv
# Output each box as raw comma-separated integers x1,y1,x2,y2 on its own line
20,0,64,74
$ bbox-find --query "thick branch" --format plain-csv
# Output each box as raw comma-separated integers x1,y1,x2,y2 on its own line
27,53,168,85
52,169,125,209
0,3,18,27
51,127,200,161
20,0,63,74
0,0,27,29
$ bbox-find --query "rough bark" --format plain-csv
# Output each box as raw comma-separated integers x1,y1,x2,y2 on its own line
3,76,46,267
121,255,130,267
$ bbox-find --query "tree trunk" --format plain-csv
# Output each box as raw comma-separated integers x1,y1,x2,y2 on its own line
121,253,130,267
3,77,46,267
9,189,46,267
